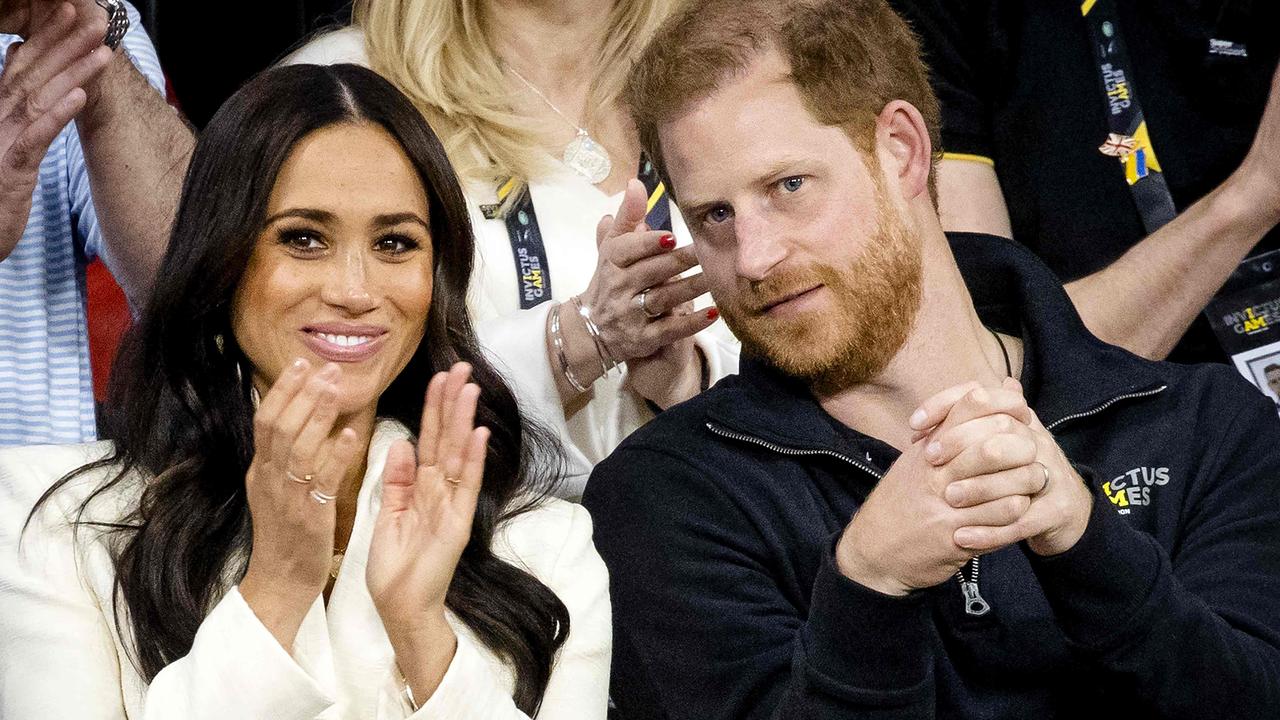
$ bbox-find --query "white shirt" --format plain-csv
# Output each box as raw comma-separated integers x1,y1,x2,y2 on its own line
0,421,611,719
284,30,740,498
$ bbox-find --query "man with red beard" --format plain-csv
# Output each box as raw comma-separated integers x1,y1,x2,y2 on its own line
581,1,1280,718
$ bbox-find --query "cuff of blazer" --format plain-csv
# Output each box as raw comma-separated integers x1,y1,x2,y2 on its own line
404,631,515,718
147,587,334,719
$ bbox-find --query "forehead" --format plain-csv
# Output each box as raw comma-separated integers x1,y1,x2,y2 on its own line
658,48,859,199
269,122,430,214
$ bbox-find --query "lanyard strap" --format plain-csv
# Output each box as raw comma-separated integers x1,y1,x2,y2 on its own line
483,155,672,310
1081,0,1179,234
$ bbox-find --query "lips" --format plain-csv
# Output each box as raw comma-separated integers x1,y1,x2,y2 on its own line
757,284,824,314
300,323,389,363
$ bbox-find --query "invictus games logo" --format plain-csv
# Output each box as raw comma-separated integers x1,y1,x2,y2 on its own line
517,247,545,304
1103,467,1169,514
1100,63,1131,115
1221,301,1280,336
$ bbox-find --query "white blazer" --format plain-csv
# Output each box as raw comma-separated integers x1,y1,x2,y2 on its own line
0,420,611,719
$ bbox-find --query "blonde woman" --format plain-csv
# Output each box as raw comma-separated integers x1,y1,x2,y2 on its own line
286,0,740,497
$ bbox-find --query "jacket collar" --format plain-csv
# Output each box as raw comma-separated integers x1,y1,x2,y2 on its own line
705,232,1167,448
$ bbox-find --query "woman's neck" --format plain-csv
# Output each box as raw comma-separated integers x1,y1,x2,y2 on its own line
483,0,612,97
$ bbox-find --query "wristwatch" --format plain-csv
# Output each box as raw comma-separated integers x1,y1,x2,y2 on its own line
94,0,129,51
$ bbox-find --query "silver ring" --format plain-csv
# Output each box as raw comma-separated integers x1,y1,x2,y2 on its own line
1034,462,1050,493
286,471,312,485
636,288,663,320
309,488,337,504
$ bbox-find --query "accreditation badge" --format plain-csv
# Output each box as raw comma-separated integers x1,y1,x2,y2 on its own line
1205,249,1280,417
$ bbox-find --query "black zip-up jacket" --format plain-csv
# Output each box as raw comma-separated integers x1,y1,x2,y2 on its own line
583,232,1280,719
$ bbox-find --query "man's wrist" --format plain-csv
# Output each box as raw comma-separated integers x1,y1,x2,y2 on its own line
834,532,912,596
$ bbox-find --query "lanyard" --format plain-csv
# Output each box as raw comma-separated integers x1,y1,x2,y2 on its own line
481,156,672,310
1081,0,1179,234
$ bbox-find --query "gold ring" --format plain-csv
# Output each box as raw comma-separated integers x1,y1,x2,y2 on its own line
286,471,311,485
446,476,461,485
309,488,337,504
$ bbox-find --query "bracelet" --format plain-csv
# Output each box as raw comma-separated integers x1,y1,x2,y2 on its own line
551,302,589,393
571,296,621,378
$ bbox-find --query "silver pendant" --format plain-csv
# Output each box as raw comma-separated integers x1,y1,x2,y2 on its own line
563,130,612,184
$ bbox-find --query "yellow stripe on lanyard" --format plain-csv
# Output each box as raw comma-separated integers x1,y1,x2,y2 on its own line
496,176,518,202
1080,0,1097,16
647,182,667,214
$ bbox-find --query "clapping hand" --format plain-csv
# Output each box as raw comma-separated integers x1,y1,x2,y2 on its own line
367,362,490,634
0,2,110,261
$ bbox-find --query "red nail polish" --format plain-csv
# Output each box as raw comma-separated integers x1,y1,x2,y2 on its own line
659,234,676,250
706,308,719,321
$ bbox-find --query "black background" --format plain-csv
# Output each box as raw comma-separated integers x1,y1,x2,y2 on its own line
133,0,353,128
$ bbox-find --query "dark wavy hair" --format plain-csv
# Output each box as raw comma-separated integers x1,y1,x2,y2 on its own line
32,63,569,713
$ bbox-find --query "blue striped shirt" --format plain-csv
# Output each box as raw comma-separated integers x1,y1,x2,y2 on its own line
0,3,165,447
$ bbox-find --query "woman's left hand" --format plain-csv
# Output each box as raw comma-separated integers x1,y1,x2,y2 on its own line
367,362,489,636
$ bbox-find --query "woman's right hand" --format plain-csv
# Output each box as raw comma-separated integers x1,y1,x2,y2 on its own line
576,179,716,367
237,358,363,649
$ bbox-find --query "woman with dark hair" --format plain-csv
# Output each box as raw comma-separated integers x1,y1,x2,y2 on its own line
0,63,609,718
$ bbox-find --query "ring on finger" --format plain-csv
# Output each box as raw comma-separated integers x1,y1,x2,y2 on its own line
635,288,663,320
309,488,338,504
1033,461,1050,493
286,471,313,485
445,476,461,485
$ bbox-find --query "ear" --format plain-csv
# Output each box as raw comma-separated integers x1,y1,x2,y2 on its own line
875,100,933,202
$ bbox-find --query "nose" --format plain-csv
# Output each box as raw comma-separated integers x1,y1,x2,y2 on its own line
733,209,788,282
320,245,377,315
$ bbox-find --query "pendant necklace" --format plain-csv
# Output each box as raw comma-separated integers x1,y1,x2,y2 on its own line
505,65,613,184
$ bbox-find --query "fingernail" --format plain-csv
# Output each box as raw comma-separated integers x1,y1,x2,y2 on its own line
291,358,309,372
909,408,927,428
925,441,941,461
954,529,977,549
659,234,676,250
944,484,963,506
706,307,719,321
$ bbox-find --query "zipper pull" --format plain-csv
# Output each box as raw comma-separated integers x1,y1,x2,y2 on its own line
960,580,991,617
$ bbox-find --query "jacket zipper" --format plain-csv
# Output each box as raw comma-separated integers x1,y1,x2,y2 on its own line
1045,385,1168,431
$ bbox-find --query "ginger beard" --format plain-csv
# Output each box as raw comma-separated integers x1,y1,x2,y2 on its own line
718,190,923,395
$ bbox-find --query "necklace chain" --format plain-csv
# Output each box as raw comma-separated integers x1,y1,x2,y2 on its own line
505,64,587,135
989,328,1012,379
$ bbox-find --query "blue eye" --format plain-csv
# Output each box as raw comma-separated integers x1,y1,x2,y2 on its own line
780,176,804,192
705,205,732,224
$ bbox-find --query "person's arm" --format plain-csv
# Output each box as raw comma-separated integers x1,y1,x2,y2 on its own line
938,65,1280,360
584,446,937,720
71,0,194,308
1026,370,1280,718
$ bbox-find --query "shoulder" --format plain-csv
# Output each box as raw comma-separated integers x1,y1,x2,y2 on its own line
281,26,370,67
0,442,123,519
492,497,602,584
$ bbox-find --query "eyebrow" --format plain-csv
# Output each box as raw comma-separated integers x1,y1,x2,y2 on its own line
677,156,813,220
263,208,430,230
